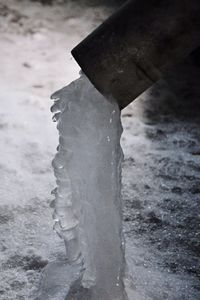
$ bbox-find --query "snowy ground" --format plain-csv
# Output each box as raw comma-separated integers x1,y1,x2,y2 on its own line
0,1,199,299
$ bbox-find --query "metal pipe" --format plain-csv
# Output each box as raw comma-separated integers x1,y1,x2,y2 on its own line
72,0,200,109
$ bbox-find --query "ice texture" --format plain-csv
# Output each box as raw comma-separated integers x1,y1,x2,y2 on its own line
51,74,127,299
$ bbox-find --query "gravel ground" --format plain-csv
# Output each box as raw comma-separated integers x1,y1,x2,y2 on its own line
0,1,199,299
122,77,200,299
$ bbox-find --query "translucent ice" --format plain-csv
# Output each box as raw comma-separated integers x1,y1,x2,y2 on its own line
51,74,127,299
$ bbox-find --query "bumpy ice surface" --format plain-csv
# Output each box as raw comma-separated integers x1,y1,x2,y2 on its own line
51,74,127,299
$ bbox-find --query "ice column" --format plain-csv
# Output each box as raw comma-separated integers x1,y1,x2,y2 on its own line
51,74,127,299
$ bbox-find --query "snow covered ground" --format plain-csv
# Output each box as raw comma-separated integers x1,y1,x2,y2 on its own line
0,1,199,299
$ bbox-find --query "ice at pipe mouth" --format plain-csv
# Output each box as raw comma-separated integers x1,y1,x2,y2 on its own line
49,74,128,299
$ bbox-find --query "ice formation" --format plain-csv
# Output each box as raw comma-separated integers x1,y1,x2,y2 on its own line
51,74,127,299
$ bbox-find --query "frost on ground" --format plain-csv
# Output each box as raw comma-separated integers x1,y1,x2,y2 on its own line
122,71,200,299
0,1,200,300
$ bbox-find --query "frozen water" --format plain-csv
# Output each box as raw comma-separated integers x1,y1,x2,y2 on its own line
50,74,127,299
35,259,84,300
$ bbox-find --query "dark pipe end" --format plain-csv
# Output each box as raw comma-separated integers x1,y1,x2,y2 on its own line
72,0,200,109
